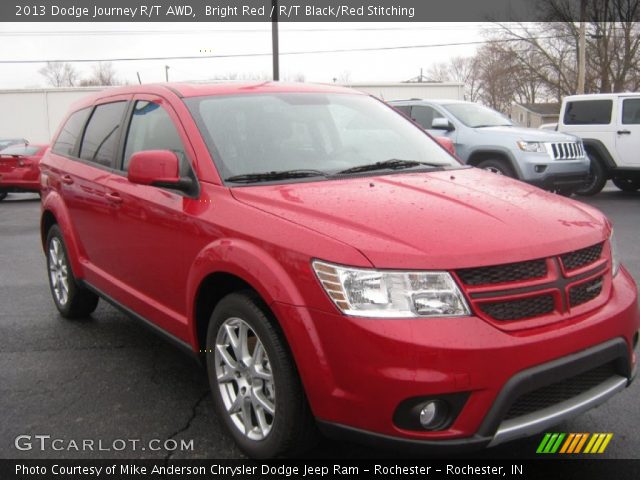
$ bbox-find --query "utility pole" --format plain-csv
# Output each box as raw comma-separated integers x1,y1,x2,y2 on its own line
577,0,587,94
272,0,279,81
165,65,170,82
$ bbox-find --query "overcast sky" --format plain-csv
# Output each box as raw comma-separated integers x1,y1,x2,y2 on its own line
0,22,501,88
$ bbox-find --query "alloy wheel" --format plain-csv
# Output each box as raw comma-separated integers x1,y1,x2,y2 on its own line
48,237,69,306
214,317,276,440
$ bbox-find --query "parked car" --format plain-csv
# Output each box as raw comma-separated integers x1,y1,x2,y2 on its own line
390,99,590,195
0,138,29,150
557,93,640,195
0,143,48,201
40,83,638,458
434,135,456,156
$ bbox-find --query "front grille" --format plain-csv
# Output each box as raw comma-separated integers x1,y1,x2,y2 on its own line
456,259,547,286
569,276,604,307
479,294,555,321
561,243,603,271
549,142,584,160
504,362,617,420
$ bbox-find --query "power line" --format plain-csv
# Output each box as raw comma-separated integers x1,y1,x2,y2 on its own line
0,34,573,64
0,25,524,36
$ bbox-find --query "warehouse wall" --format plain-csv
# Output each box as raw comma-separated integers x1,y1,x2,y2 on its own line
0,88,103,144
345,82,465,101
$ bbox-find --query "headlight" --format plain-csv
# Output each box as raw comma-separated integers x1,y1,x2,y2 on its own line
610,229,620,276
312,261,470,318
517,141,546,153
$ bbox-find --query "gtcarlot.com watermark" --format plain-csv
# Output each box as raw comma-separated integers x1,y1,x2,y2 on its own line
15,435,194,452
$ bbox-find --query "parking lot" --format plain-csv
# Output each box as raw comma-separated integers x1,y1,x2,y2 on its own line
1,187,638,460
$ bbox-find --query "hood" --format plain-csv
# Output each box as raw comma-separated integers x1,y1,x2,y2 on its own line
476,125,579,142
231,168,608,270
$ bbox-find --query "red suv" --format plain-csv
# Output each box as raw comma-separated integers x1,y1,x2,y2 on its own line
40,83,638,458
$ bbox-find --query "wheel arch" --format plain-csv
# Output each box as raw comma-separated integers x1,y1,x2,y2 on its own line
40,193,85,278
187,238,306,354
581,138,616,172
466,148,522,178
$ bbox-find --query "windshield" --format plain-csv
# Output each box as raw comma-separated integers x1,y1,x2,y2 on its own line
443,103,512,128
0,145,40,156
186,93,461,183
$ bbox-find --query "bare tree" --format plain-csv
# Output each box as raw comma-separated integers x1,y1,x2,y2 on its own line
426,57,479,101
38,62,78,87
494,0,640,95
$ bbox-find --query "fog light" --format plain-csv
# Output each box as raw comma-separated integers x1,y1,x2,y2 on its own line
534,165,547,173
419,402,438,427
418,400,449,429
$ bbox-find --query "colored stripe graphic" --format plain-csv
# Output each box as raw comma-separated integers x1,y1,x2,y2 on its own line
537,433,613,454
536,433,565,453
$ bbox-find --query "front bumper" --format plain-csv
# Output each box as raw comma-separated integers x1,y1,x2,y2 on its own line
516,152,590,192
273,267,639,451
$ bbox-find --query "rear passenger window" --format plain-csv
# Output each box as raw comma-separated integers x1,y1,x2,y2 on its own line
622,99,640,124
52,108,91,157
122,101,188,174
394,105,411,116
563,100,612,125
79,102,127,168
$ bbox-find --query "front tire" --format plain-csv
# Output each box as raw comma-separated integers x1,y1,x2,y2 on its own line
612,177,640,192
46,225,99,318
206,291,316,458
476,159,516,178
0,192,7,201
575,155,607,196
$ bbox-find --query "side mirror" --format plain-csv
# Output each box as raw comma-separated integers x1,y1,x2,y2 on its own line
431,117,455,131
128,150,193,192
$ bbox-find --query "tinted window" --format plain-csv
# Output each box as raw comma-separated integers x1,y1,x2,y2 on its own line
563,100,612,125
79,102,126,167
186,93,460,182
52,108,91,157
393,105,411,116
411,105,444,129
122,101,187,173
0,145,41,156
622,98,640,125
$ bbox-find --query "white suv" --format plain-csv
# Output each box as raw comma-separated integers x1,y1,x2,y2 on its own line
558,93,640,195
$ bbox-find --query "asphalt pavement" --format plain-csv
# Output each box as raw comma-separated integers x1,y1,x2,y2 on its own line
1,186,638,460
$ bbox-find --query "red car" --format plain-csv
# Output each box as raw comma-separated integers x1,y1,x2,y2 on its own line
0,143,48,201
39,83,638,458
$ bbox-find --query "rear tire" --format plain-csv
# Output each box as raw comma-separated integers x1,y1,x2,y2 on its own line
206,291,317,458
476,159,516,178
612,177,640,192
46,225,99,318
575,154,607,196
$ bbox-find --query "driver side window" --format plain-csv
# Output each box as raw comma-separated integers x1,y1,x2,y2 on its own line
122,101,190,175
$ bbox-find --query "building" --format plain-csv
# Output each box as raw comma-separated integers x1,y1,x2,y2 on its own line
0,87,104,144
511,102,561,128
343,82,465,102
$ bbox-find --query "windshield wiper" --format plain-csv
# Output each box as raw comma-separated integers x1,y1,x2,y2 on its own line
474,124,512,128
336,159,445,175
225,169,327,183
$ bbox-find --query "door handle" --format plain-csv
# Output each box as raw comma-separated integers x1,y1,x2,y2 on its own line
105,192,123,204
61,175,74,185
617,130,631,135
